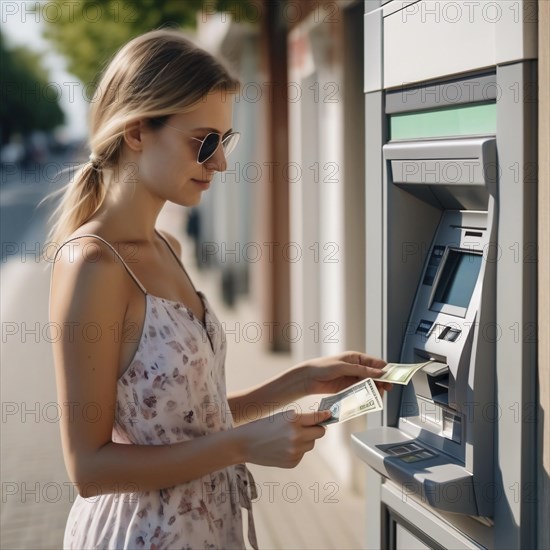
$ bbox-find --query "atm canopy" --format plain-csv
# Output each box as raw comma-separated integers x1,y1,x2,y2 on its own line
384,137,497,210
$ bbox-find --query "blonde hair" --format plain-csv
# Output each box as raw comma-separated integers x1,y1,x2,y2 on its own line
39,28,240,262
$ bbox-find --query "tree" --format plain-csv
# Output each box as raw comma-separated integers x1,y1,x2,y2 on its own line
0,31,65,144
41,0,258,90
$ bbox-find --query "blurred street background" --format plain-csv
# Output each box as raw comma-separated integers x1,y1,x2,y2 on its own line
1,1,372,548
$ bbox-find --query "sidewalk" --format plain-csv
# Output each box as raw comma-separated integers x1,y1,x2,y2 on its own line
0,202,366,549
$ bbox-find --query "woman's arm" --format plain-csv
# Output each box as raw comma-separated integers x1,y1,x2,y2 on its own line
50,239,327,498
228,353,391,425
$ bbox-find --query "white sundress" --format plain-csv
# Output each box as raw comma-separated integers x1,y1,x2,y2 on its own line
51,229,258,549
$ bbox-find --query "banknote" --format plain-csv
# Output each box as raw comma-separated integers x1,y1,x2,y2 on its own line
318,378,383,426
377,360,434,385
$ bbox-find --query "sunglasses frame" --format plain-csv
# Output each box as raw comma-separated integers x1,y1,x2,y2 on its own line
190,131,241,164
161,122,240,165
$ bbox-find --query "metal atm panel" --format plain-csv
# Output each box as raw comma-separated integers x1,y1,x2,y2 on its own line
352,136,497,518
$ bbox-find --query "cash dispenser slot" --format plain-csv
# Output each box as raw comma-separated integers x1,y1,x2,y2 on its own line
423,360,450,392
433,375,449,391
412,351,450,405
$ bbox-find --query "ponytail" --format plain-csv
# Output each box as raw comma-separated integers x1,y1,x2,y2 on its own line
38,159,106,265
38,28,240,266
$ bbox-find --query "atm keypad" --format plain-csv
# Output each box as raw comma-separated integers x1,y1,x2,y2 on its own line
399,449,437,463
385,442,423,456
382,442,438,463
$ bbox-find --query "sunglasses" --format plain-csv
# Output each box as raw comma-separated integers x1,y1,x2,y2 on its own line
190,132,240,164
163,122,240,164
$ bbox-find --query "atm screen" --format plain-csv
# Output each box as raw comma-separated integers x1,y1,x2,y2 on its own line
432,250,483,308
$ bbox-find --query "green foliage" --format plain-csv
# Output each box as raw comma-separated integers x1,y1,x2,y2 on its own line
0,31,65,143
41,0,258,90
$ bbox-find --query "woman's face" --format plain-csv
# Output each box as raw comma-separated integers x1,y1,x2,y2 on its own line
136,89,236,206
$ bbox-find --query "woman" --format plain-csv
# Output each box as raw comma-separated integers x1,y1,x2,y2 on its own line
47,28,390,549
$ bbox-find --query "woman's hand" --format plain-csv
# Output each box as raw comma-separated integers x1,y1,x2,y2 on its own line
228,351,392,426
298,351,393,397
237,409,332,468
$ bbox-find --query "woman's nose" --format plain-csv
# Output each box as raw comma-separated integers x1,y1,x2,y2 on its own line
204,145,227,172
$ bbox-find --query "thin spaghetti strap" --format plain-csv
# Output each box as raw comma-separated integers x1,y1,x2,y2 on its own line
51,234,147,295
155,228,199,293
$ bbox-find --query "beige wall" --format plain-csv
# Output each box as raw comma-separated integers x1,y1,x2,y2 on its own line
538,1,549,548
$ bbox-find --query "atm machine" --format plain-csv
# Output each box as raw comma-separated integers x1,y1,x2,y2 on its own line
353,1,538,549
354,132,502,548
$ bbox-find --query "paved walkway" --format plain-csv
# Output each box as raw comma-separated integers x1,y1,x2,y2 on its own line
0,202,366,549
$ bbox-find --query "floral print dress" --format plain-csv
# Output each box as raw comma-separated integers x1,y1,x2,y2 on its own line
52,230,258,550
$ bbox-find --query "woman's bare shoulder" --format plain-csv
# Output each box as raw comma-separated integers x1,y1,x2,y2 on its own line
50,232,130,316
52,231,123,273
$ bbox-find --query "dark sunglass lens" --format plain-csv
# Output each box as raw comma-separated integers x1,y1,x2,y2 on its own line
198,133,221,163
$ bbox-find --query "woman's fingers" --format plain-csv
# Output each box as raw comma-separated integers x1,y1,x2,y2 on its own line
357,353,387,370
328,360,387,381
242,410,329,468
299,410,331,428
338,351,387,370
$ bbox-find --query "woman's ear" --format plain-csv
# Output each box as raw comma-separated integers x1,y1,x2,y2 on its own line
123,120,144,153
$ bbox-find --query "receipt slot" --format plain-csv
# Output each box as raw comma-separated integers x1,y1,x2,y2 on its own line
352,136,498,518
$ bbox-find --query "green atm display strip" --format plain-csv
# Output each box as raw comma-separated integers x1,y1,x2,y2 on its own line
389,103,497,140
